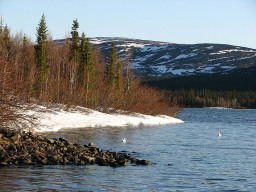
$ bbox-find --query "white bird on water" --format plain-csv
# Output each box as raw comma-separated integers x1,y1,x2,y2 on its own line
218,132,222,137
122,138,126,143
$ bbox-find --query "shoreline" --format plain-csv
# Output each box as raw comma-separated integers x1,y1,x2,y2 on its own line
0,104,183,167
0,128,152,167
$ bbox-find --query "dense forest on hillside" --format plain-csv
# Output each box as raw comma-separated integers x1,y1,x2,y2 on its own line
0,15,178,128
144,67,256,108
164,89,256,109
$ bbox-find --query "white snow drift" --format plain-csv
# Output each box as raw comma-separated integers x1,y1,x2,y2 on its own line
25,105,183,132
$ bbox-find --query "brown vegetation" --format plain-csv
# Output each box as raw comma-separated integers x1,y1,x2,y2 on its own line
0,19,179,129
0,28,35,128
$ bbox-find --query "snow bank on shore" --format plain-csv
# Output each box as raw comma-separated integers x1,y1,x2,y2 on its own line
26,105,184,132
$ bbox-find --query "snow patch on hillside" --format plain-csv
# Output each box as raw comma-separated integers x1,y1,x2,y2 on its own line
169,68,196,75
133,54,155,62
221,66,236,69
157,55,171,60
153,65,168,73
116,43,146,48
175,53,197,59
210,49,256,55
200,67,215,73
141,45,168,52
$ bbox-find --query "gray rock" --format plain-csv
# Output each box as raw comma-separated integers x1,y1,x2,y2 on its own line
130,158,138,164
47,138,56,144
11,134,21,141
136,160,153,165
0,129,153,167
96,157,109,166
88,142,95,147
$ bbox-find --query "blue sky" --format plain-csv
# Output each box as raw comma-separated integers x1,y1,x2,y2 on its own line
1,0,256,48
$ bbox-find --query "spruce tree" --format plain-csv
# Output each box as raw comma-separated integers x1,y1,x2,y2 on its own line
34,14,48,94
22,34,27,46
105,42,118,85
105,42,124,93
70,19,80,60
78,32,86,79
79,32,96,104
69,19,80,95
21,34,30,82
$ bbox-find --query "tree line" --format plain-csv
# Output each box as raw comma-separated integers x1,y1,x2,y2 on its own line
0,15,178,128
164,89,256,109
144,68,256,109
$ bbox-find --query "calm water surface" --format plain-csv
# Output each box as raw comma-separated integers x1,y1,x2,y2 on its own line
0,108,256,191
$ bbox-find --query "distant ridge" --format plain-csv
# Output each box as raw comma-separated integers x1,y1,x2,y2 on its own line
55,37,256,78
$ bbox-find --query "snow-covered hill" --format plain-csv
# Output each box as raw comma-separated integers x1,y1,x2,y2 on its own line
89,37,256,78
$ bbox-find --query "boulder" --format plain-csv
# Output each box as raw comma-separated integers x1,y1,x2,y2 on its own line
96,157,109,166
11,134,21,141
136,160,153,165
130,158,138,164
47,138,56,144
88,142,95,147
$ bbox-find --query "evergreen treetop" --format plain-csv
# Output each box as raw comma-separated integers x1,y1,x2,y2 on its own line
70,19,80,56
23,34,27,46
33,14,49,95
71,19,79,38
36,14,48,45
80,33,94,68
79,32,96,86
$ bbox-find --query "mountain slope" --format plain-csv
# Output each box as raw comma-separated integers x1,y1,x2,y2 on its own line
89,37,256,78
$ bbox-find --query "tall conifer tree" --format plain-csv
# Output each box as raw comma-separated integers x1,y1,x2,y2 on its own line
21,34,30,83
69,19,80,95
79,32,96,104
105,42,118,85
105,42,124,93
34,14,48,94
70,19,80,61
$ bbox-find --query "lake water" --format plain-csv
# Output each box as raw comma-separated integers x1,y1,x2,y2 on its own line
1,108,256,191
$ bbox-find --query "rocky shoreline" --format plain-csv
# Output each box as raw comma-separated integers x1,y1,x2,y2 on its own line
0,128,152,167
